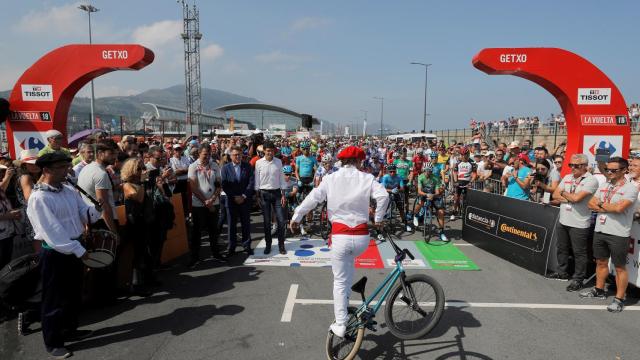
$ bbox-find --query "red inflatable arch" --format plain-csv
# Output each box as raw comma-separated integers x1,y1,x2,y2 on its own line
5,44,154,157
472,48,629,176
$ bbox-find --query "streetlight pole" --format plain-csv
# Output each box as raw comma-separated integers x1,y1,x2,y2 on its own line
79,3,99,129
360,110,367,137
373,97,384,138
410,62,431,133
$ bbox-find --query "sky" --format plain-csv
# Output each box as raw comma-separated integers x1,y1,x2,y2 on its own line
1,0,639,131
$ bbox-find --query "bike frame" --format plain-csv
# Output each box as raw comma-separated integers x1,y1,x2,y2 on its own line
355,259,405,320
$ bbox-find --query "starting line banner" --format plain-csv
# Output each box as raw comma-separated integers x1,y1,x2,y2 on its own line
244,238,479,271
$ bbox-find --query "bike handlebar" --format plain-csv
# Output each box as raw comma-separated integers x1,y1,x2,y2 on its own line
378,227,415,262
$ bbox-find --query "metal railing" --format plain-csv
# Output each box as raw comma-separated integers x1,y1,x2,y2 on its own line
471,178,505,197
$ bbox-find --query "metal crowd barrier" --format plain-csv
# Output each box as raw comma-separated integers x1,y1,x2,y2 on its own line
471,178,505,196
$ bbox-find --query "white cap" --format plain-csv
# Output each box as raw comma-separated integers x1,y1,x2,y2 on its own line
45,129,63,139
173,144,183,149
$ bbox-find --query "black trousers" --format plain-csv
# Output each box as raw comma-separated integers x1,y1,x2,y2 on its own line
556,222,590,281
0,236,14,269
226,201,251,251
260,190,286,249
191,205,220,260
40,249,83,348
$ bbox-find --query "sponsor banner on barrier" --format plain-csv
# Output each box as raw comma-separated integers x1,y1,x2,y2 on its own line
577,88,611,105
12,131,47,157
9,111,51,122
580,114,627,126
21,84,53,102
583,135,623,172
462,190,560,275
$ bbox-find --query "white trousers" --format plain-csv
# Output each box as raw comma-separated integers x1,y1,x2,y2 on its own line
331,233,370,325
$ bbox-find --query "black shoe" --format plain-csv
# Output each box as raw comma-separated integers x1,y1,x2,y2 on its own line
64,329,94,342
47,347,72,359
17,312,27,336
279,248,287,255
264,246,272,255
566,280,584,292
245,248,254,256
545,272,570,281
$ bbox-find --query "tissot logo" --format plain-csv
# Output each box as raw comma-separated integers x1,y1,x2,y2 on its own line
577,88,611,105
21,84,53,101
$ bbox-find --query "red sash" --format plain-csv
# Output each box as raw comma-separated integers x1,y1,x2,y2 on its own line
331,222,369,235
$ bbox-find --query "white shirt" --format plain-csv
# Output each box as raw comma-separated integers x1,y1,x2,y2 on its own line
292,165,389,227
27,183,102,257
188,159,221,207
254,157,286,191
170,155,191,181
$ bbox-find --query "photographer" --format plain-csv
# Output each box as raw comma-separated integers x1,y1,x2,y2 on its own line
529,159,560,203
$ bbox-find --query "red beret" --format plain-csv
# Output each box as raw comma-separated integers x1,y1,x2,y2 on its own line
517,153,530,164
337,146,366,161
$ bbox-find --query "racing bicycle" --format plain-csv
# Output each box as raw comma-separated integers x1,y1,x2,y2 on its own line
326,229,445,360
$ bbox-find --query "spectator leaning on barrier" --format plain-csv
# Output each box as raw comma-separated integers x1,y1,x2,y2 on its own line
503,153,532,200
582,157,638,312
549,154,598,291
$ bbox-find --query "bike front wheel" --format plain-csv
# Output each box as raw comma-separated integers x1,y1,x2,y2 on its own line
326,307,365,360
384,274,445,340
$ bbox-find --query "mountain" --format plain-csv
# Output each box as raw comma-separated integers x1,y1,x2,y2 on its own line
0,85,259,121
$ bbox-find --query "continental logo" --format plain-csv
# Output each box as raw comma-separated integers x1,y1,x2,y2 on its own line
468,212,496,228
499,223,538,241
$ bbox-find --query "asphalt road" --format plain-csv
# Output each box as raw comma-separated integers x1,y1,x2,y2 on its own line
1,211,638,360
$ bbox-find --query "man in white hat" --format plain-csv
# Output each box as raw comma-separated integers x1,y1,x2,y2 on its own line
38,129,71,157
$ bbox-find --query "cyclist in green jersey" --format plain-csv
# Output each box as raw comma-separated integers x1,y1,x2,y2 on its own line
413,163,448,241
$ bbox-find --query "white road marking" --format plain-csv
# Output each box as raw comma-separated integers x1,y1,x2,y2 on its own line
281,284,640,322
280,284,299,322
453,243,474,246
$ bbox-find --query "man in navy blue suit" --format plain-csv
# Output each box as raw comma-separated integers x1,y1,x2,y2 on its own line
221,145,255,255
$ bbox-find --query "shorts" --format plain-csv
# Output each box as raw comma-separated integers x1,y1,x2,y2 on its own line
419,195,444,210
593,232,629,266
299,177,314,188
456,180,470,196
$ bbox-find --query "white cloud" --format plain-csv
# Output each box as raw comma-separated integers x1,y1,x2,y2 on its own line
201,43,224,61
255,51,310,64
16,2,85,36
131,20,182,49
290,17,332,32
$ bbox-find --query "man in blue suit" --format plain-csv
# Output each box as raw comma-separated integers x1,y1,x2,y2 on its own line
221,145,255,255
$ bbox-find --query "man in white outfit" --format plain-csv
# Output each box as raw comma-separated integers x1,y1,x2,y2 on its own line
290,146,389,338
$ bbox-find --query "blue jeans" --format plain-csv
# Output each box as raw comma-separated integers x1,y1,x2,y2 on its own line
260,190,286,249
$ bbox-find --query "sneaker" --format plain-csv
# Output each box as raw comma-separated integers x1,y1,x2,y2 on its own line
566,280,584,292
607,298,624,313
17,312,27,336
47,347,72,359
579,287,607,299
439,231,448,242
329,323,346,338
405,224,412,232
300,226,307,236
450,214,456,221
377,233,385,242
545,272,570,281
413,216,419,227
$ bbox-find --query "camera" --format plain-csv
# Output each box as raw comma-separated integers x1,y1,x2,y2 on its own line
532,172,546,183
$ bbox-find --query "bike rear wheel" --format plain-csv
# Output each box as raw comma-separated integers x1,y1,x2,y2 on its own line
320,203,331,240
326,307,365,360
384,274,445,340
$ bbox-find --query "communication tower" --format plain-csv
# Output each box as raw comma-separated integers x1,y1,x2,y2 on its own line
180,0,202,136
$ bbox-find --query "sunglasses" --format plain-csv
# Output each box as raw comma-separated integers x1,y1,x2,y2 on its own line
568,163,586,169
604,168,624,173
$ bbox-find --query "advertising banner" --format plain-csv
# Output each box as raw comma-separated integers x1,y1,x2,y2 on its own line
462,190,559,275
610,223,640,287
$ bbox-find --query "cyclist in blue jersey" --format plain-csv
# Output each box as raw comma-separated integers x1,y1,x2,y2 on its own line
315,154,337,187
380,164,410,231
295,141,317,234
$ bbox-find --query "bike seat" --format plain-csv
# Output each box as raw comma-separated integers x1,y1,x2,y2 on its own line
351,276,368,294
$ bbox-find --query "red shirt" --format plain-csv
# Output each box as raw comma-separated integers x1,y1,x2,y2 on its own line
412,155,425,173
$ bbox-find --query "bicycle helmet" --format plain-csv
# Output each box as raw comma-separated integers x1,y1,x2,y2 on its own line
459,146,469,155
423,163,434,172
300,141,311,149
392,152,400,158
282,165,293,174
386,164,397,171
321,154,333,163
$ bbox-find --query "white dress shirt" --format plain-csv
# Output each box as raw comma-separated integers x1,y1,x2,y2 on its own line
27,183,102,257
254,157,286,191
170,155,191,181
292,165,389,227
